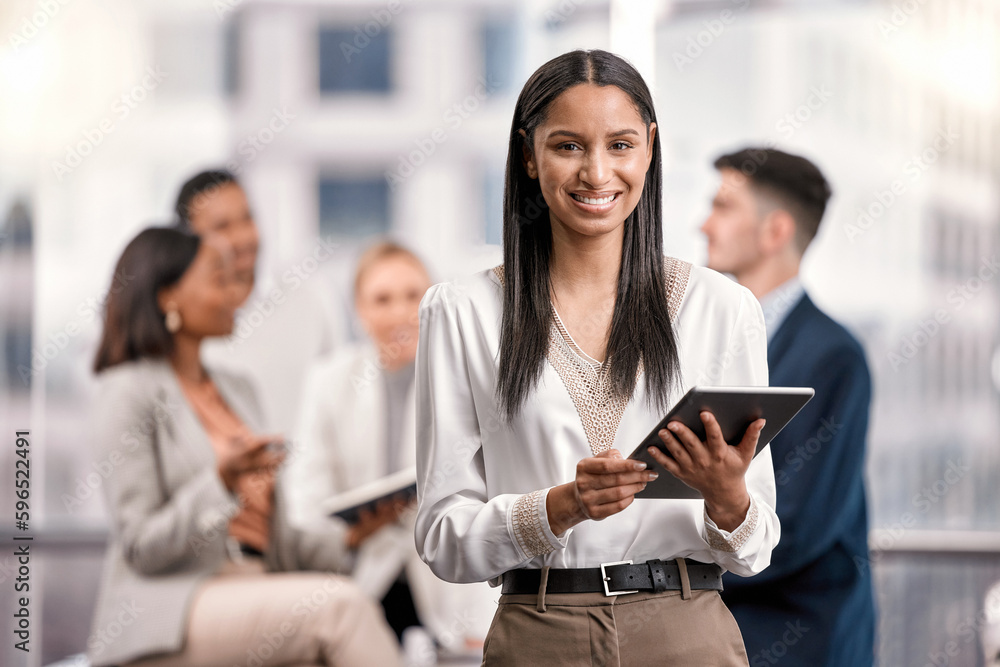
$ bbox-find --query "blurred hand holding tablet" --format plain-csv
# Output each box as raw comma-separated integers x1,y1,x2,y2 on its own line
321,467,417,524
628,386,814,500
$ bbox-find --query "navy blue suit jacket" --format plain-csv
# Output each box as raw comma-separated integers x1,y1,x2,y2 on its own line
721,293,876,667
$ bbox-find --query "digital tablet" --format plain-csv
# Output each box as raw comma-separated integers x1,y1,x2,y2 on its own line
628,386,814,500
321,467,417,525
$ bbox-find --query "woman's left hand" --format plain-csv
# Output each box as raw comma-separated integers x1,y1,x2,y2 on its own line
647,412,765,532
345,497,411,550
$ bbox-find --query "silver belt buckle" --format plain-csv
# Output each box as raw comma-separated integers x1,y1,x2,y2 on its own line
601,560,638,596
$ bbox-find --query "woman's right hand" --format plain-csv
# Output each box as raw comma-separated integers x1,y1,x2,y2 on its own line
345,497,411,549
216,432,286,493
546,449,659,536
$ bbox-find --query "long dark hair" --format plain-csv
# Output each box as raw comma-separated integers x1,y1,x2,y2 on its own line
496,49,680,421
93,227,201,373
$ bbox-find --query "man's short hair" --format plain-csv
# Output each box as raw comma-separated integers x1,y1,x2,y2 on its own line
714,148,832,253
173,169,239,229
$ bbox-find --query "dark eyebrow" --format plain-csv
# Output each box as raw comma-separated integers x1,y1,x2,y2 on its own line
546,129,641,140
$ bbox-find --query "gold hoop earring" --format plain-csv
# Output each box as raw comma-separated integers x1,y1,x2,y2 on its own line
165,307,182,333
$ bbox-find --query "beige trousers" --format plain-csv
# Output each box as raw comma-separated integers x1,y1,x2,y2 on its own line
127,558,402,667
482,567,749,666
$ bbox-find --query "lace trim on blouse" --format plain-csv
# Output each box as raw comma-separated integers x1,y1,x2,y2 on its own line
511,489,556,559
705,494,759,553
492,258,691,456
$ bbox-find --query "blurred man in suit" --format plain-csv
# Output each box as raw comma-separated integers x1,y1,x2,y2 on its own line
702,148,875,666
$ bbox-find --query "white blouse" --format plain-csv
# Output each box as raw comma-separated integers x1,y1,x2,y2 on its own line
414,257,780,586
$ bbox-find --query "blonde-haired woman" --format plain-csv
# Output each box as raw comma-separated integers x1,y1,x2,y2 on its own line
286,240,497,655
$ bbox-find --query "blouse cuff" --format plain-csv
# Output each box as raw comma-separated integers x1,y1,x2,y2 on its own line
509,488,570,560
704,493,759,553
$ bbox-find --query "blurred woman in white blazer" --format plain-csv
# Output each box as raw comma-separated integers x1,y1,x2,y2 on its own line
284,241,498,655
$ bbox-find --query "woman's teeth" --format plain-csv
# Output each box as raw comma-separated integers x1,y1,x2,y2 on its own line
572,194,617,205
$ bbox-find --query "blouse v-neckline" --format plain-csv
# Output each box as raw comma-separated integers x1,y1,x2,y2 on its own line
549,302,605,369
492,259,692,456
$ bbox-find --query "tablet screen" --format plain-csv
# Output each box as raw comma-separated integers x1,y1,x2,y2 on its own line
628,386,814,500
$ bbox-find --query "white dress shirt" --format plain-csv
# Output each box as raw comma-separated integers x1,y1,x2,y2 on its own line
758,275,805,343
414,258,780,586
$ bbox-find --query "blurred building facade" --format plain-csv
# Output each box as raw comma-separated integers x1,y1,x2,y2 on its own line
0,0,997,664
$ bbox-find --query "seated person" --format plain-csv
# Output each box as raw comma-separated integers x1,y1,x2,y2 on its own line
87,226,401,667
285,241,497,653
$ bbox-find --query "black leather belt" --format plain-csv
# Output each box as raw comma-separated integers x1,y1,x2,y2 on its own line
501,559,723,596
239,543,265,559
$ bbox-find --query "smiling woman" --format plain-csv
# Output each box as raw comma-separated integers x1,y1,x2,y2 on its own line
413,49,780,665
86,227,401,667
498,51,678,424
523,85,653,233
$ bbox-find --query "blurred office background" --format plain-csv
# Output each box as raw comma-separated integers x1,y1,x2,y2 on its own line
0,0,998,664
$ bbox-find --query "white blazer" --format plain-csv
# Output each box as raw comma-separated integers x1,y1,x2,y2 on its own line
283,343,498,649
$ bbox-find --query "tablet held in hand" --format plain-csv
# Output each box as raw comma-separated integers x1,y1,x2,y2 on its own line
628,386,814,500
321,467,417,524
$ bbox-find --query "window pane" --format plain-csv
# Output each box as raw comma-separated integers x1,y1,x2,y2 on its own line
318,177,391,238
874,554,1000,667
3,201,33,248
223,19,241,98
318,27,391,94
483,168,503,246
482,18,518,94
